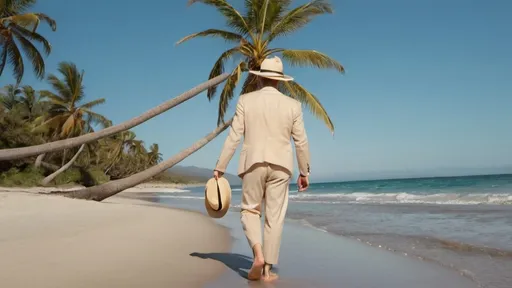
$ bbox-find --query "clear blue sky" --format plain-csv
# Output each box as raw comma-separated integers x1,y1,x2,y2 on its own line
2,0,511,181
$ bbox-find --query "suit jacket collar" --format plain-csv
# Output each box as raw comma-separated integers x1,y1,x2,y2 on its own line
260,86,279,92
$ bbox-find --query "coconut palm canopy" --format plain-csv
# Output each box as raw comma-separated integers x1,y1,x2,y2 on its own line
177,0,344,133
38,62,111,139
0,0,57,84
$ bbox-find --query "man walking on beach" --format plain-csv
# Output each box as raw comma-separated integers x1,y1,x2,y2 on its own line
213,56,311,282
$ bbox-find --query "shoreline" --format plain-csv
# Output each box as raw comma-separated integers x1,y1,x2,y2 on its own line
0,182,204,194
0,191,231,288
204,211,478,288
139,194,478,288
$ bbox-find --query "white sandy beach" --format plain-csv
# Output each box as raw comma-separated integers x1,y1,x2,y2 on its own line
0,191,230,288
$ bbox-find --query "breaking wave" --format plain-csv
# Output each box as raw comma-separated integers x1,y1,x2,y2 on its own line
289,192,512,205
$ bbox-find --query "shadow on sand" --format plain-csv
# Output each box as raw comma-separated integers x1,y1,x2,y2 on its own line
190,252,253,279
191,252,321,288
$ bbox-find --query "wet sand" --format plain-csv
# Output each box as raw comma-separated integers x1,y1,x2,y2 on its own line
0,192,231,288
194,212,479,288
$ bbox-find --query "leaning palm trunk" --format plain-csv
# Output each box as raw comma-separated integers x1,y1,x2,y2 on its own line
53,119,233,201
34,154,45,168
40,161,58,171
40,144,86,186
0,74,229,161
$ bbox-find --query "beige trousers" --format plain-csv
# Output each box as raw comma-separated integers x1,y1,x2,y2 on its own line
240,162,291,265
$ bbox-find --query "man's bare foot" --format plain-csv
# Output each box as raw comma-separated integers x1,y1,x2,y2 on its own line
248,244,264,281
262,271,279,282
248,256,264,280
262,263,279,282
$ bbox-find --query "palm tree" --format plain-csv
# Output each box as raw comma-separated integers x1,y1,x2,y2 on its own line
102,130,138,174
35,61,110,168
0,0,57,84
102,130,149,178
54,119,232,201
147,143,162,167
0,84,22,110
176,0,344,133
18,85,36,119
39,62,111,139
18,85,46,122
0,73,229,161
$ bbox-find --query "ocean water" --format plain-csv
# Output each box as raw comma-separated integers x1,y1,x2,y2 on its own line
144,174,512,288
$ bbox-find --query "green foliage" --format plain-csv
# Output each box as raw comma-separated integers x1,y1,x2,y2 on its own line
0,165,44,187
0,61,169,187
85,167,110,185
52,167,81,186
152,171,205,184
38,62,111,138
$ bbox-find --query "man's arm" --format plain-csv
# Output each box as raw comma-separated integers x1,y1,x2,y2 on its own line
291,102,310,177
214,96,245,173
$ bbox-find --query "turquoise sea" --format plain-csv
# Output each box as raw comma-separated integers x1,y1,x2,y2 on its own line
145,174,512,288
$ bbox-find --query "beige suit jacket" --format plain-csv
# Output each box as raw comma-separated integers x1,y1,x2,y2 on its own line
215,86,310,178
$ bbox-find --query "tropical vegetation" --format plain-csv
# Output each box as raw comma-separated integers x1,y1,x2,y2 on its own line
177,0,344,133
0,61,182,187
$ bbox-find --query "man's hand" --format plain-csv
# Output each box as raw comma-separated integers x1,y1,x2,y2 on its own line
297,175,309,192
213,170,224,179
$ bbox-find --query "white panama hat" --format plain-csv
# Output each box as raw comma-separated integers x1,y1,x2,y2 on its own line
249,56,293,81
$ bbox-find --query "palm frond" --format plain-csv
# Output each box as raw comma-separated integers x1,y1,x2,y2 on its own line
39,114,65,130
33,13,56,32
9,22,51,55
79,98,106,109
1,12,56,31
39,90,66,105
20,85,35,108
60,114,76,137
1,0,37,16
81,109,112,129
243,0,260,30
176,29,243,45
244,0,291,33
279,80,334,134
0,42,8,76
240,72,258,95
57,61,84,105
0,84,22,97
267,0,333,42
264,0,291,33
46,74,71,100
0,84,22,110
5,33,24,83
149,143,159,153
188,0,255,40
217,61,245,125
206,47,241,100
21,85,34,96
14,32,45,79
279,49,344,73
41,91,67,109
